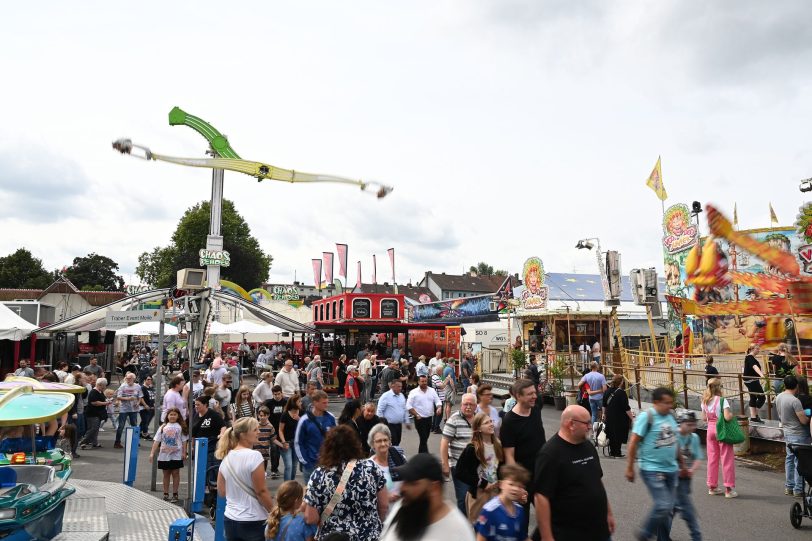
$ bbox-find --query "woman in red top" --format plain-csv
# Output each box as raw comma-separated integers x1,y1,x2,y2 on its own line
345,365,360,402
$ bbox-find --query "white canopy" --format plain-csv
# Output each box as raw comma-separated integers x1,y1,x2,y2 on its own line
222,320,284,335
207,321,232,335
115,321,179,336
0,303,37,341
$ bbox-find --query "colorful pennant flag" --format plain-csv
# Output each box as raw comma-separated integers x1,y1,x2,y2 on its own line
645,156,667,201
733,202,738,229
769,203,779,226
372,254,377,285
387,248,395,283
336,244,348,280
322,252,334,284
311,259,323,290
356,261,362,290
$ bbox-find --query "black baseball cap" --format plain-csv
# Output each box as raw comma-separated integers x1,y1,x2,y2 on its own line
393,453,444,482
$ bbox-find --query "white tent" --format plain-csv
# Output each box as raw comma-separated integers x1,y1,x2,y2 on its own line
0,303,37,341
115,321,179,336
207,321,232,335
223,320,284,335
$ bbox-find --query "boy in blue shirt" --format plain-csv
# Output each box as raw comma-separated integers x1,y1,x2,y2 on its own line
475,464,530,541
672,410,703,541
626,386,679,541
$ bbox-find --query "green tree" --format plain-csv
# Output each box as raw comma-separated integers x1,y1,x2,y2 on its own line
136,199,272,289
0,248,56,289
65,253,125,291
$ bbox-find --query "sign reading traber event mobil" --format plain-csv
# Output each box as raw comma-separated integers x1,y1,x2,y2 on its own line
199,249,231,267
662,204,698,254
518,257,548,311
105,309,161,329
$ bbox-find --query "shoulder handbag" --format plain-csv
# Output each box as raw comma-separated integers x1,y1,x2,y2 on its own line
716,397,745,445
320,459,358,523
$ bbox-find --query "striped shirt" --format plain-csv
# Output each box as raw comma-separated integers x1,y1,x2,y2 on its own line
254,423,276,458
442,411,473,467
432,374,445,401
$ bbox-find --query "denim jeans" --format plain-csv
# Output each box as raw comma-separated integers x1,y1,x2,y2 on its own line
450,466,472,516
139,409,154,435
115,411,139,443
589,398,603,424
280,447,297,481
639,470,678,541
301,463,315,485
786,434,812,493
76,413,86,439
671,477,702,541
223,517,266,541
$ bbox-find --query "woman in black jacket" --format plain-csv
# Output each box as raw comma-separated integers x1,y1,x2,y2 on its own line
454,412,504,520
602,374,634,458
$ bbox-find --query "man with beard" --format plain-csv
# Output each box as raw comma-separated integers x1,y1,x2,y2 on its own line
380,454,474,541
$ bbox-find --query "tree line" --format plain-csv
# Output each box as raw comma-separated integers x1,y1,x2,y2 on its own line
1,199,273,292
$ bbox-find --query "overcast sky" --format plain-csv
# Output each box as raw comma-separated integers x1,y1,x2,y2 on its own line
2,1,810,288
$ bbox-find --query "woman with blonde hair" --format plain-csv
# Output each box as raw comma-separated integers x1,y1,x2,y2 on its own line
454,412,504,519
216,417,275,541
701,378,737,498
232,385,255,420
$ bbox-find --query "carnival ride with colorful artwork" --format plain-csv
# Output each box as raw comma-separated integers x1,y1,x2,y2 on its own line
0,378,85,540
667,203,812,356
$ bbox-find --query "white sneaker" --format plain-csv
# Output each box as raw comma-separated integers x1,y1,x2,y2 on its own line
725,490,738,499
708,488,723,495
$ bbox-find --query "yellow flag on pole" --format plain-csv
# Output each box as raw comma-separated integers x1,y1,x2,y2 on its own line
733,203,738,228
645,156,667,201
769,203,778,225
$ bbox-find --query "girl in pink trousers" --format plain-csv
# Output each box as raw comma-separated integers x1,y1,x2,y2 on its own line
701,378,737,498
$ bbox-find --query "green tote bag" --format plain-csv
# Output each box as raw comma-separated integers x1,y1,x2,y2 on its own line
716,397,745,445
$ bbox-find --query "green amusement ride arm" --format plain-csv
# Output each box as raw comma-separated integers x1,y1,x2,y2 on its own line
168,106,241,159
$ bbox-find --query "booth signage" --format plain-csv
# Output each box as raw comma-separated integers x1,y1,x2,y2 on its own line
199,249,231,267
125,284,151,295
105,309,161,329
352,299,371,318
380,299,398,318
271,285,300,301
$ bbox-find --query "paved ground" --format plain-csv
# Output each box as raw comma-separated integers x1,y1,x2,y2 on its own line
71,396,812,539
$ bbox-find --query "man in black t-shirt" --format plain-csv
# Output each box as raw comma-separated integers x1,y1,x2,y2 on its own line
263,385,287,478
704,355,719,381
191,396,226,450
534,405,614,541
79,378,109,449
500,379,546,534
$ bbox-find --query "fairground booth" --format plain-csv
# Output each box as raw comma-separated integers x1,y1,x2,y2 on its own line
310,293,447,363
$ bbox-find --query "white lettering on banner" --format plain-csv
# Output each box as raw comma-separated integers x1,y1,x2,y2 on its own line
199,249,231,267
271,285,300,301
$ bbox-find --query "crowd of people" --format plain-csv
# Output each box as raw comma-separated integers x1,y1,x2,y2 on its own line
17,337,812,541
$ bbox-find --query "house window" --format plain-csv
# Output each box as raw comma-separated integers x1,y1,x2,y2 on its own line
339,299,345,318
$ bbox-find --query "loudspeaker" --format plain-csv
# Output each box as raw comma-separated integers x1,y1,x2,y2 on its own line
89,331,101,345
104,330,116,345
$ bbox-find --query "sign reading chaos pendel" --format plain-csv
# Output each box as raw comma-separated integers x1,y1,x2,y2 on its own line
199,249,231,267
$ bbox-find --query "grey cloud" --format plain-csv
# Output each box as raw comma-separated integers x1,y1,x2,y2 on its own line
0,145,89,222
659,2,812,88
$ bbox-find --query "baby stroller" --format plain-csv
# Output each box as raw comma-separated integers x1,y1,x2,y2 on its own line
593,421,610,457
789,443,812,528
204,454,221,521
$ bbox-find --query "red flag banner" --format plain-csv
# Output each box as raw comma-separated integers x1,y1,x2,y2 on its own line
387,248,395,283
356,261,362,289
323,252,334,284
336,243,348,279
372,254,377,285
312,259,323,290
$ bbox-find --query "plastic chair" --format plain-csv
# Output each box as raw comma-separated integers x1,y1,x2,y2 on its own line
0,467,17,488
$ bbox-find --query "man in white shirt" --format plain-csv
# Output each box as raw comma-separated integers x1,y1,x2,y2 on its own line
377,380,410,446
578,343,591,371
274,360,300,398
380,454,474,541
428,351,443,374
358,353,373,402
415,355,429,378
406,375,442,453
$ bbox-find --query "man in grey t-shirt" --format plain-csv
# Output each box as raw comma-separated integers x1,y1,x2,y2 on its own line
775,375,810,496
